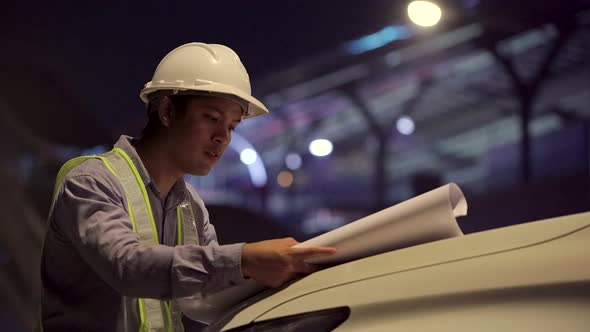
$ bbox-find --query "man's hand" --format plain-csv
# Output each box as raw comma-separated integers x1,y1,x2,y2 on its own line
241,237,336,288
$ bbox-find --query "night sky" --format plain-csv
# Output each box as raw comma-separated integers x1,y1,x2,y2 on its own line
1,0,585,146
2,0,409,145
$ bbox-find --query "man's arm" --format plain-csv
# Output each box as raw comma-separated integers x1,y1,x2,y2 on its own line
53,173,244,299
187,186,337,289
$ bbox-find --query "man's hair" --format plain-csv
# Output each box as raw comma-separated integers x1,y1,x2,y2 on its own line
141,94,194,138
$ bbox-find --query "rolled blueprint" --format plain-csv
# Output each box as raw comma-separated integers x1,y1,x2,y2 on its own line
296,182,466,264
180,183,467,323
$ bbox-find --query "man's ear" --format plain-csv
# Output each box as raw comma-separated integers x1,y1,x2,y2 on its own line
158,96,175,128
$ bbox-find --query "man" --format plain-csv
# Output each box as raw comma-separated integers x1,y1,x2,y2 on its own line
40,42,335,331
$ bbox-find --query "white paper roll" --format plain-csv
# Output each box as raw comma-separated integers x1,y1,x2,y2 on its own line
296,183,466,264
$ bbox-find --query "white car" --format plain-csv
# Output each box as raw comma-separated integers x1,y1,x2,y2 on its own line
206,212,590,331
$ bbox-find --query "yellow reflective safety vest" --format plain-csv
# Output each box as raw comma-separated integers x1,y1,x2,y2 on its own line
48,147,199,332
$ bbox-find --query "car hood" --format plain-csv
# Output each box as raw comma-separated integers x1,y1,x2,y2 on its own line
216,211,590,330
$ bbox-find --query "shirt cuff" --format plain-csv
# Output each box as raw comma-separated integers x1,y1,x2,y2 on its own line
213,243,247,287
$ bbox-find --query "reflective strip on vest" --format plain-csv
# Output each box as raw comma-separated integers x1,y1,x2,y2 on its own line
178,201,199,247
104,149,171,332
49,149,200,332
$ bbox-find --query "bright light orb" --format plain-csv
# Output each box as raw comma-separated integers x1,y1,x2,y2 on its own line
407,1,442,27
396,116,415,135
240,148,257,165
309,139,333,157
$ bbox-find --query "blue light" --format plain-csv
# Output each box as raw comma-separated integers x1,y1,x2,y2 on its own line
285,153,302,170
80,145,108,156
346,25,414,55
228,133,267,187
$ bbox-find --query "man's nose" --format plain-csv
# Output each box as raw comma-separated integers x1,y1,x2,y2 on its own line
213,127,230,145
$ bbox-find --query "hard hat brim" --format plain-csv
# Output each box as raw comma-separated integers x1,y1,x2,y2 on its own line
140,82,269,119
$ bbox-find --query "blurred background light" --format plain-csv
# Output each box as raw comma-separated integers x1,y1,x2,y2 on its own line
240,148,258,165
346,25,414,54
396,116,416,135
229,133,267,187
408,1,442,27
277,170,294,188
309,139,334,157
285,152,302,170
80,145,108,156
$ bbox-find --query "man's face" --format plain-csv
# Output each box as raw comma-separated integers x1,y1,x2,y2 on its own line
168,96,243,176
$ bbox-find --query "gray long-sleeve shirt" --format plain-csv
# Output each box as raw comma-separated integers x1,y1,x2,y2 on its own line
41,135,246,331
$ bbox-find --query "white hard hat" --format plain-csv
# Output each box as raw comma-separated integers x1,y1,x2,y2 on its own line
140,42,269,119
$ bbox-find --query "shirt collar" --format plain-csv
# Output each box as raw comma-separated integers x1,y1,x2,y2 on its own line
113,135,189,205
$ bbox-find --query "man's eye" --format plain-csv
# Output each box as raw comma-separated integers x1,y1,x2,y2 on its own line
205,114,219,122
